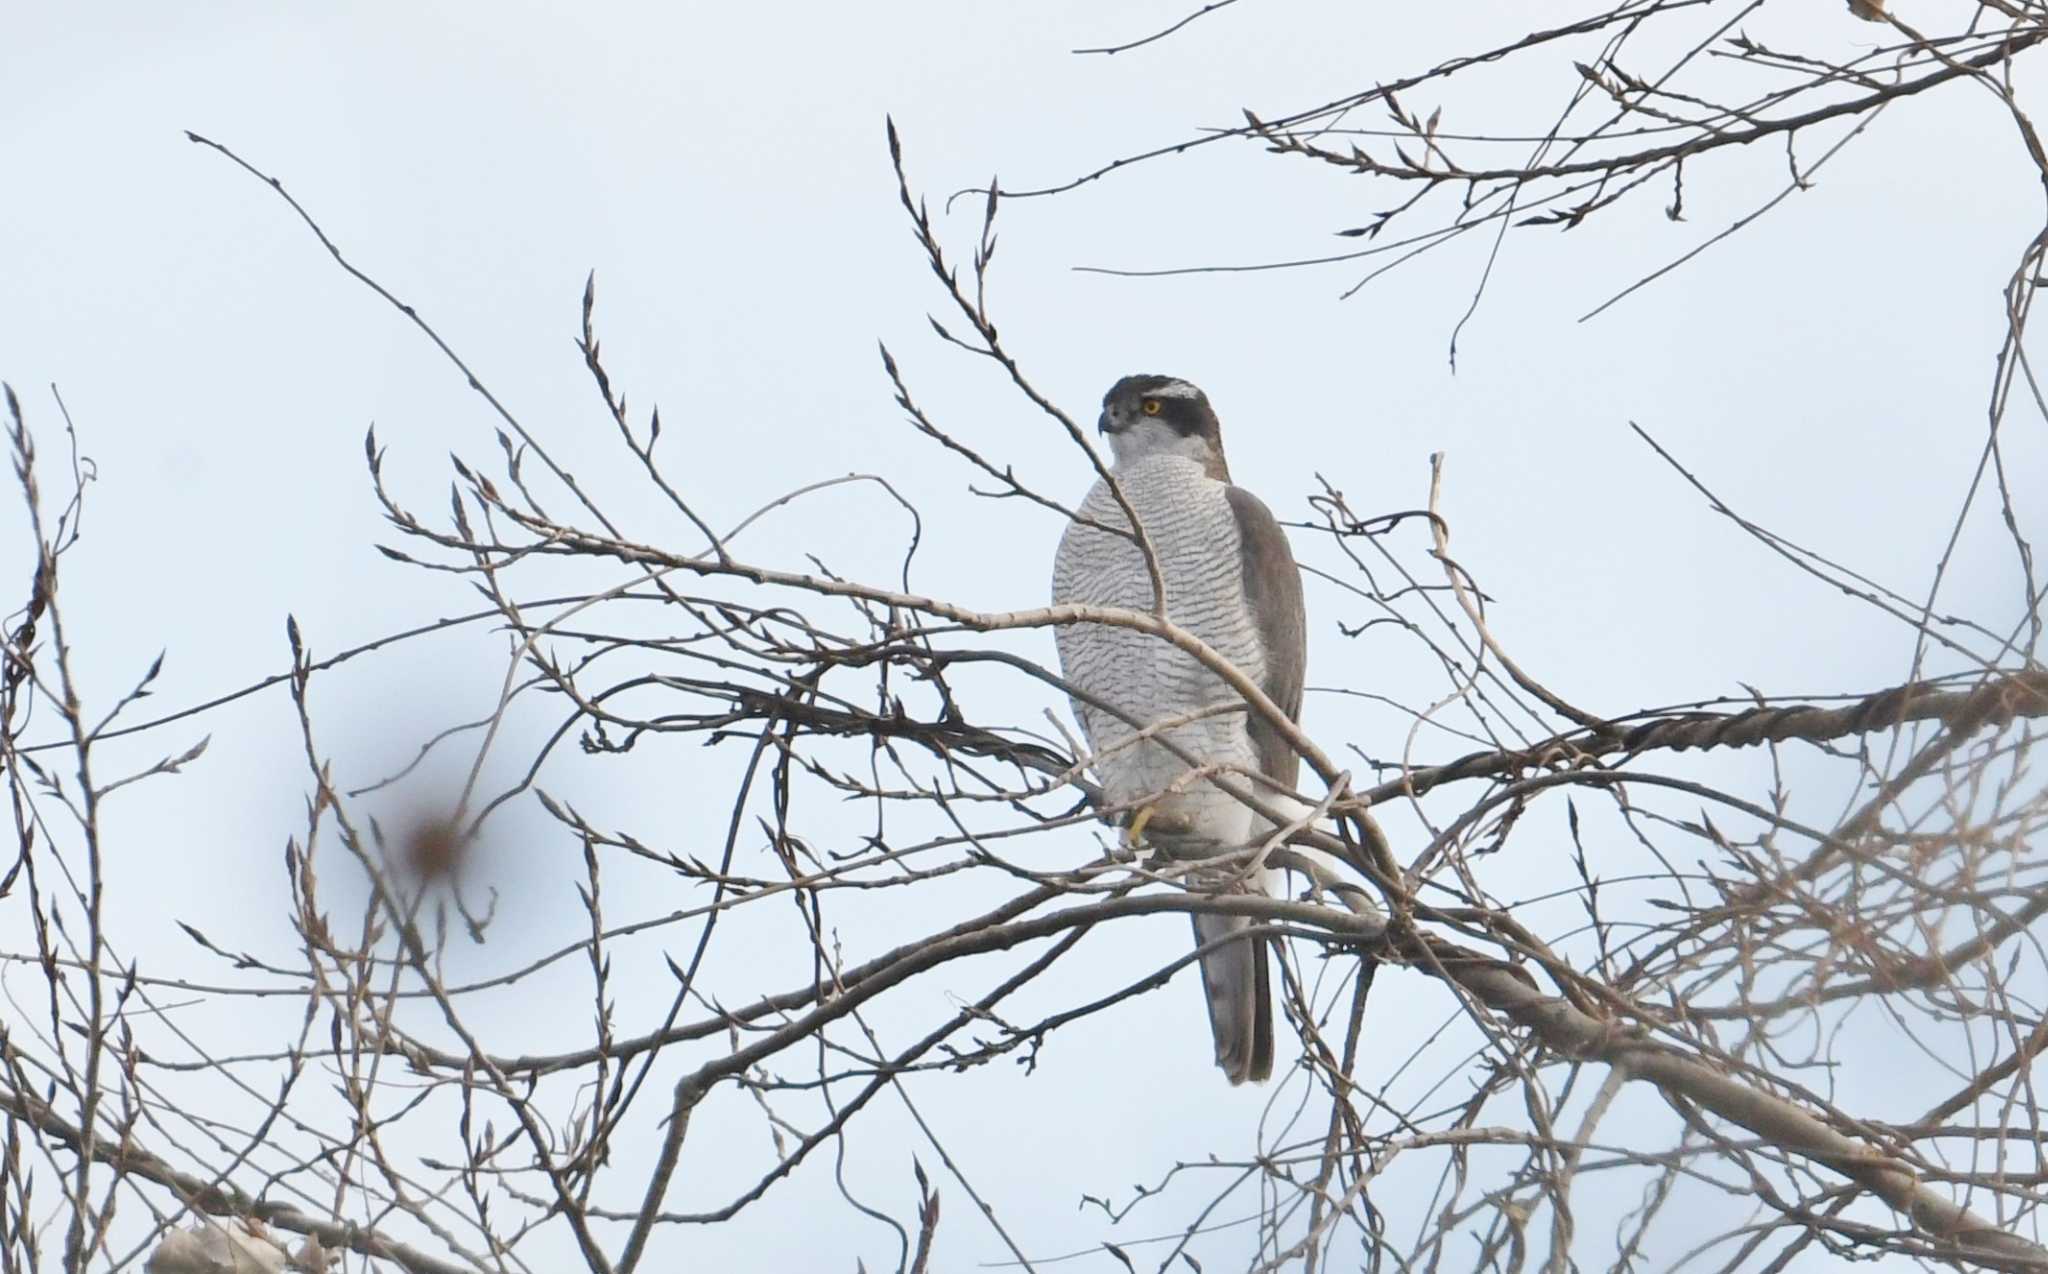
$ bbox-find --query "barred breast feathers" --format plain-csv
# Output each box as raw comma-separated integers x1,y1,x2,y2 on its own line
1054,457,1265,674
1051,455,1269,810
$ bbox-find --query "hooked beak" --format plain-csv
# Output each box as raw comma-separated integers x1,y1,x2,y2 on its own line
1097,410,1120,436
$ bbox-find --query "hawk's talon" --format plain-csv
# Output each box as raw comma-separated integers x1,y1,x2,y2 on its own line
1125,803,1157,850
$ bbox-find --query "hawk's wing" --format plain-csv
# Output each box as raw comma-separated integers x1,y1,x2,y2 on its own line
1224,485,1306,791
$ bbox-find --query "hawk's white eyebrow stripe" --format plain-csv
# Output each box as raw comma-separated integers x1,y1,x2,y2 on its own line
1148,381,1203,398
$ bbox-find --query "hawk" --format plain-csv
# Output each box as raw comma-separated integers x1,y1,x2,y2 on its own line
1051,374,1308,1084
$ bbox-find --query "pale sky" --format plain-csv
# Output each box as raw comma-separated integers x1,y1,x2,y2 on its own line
3,4,2041,1270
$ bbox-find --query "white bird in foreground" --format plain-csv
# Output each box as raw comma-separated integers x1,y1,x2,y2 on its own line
1051,374,1308,1084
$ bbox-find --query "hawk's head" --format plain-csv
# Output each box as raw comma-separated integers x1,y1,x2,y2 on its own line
1097,374,1228,479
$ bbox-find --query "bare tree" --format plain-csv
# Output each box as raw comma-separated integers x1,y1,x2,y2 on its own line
6,4,2048,1271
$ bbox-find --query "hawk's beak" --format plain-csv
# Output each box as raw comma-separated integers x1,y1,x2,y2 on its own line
1097,410,1120,436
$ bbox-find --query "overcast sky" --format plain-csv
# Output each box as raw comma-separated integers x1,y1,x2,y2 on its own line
4,4,2042,1270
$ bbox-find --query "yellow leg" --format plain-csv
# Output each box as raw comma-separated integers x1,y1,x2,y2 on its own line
1125,803,1157,849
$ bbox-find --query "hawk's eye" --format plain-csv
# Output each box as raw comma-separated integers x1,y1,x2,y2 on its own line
1140,398,1162,416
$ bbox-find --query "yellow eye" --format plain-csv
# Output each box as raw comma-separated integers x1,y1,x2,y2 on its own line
1141,398,1162,416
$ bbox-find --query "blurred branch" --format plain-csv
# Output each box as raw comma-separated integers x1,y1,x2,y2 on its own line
0,1078,474,1274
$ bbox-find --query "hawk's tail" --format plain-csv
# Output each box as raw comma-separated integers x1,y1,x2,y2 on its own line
1191,912,1273,1085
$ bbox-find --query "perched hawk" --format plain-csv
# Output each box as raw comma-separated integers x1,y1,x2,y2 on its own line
1051,374,1308,1084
